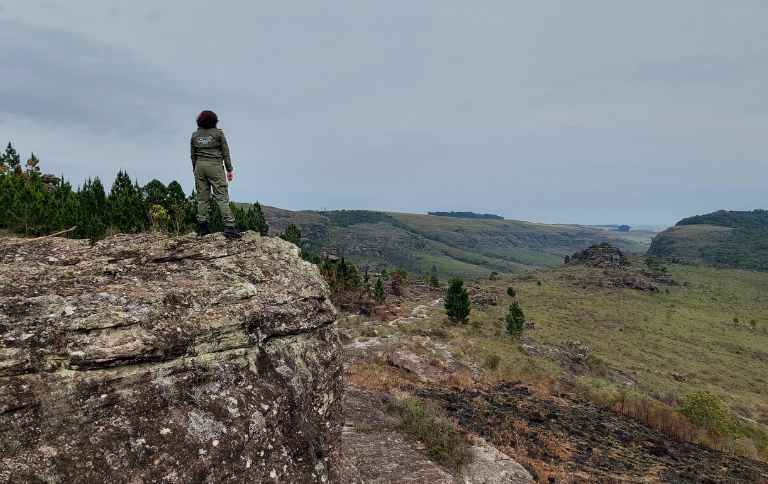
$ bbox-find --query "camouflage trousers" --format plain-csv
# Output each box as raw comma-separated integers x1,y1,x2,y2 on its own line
194,160,235,226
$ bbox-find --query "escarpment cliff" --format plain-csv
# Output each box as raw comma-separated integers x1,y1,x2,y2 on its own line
0,233,345,483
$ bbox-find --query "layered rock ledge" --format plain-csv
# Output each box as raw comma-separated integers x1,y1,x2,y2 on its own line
0,233,344,483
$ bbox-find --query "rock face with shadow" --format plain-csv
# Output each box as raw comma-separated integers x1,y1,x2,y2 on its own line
0,232,346,483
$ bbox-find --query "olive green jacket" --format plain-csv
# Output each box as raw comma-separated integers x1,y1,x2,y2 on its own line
190,128,233,172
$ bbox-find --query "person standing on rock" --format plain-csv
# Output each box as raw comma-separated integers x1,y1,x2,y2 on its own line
191,110,242,239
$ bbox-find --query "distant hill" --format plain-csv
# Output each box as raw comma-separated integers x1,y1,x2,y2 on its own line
427,211,504,220
648,209,768,271
259,207,648,278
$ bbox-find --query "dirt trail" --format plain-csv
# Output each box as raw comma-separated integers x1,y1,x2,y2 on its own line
388,298,443,326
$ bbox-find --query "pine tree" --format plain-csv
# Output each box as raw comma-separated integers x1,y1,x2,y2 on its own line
6,171,34,235
276,223,304,247
3,170,57,236
108,171,145,233
208,201,223,232
248,202,269,236
184,189,199,230
75,177,107,240
56,182,81,235
25,153,41,174
505,301,525,336
233,203,249,232
2,142,21,170
444,277,471,324
166,181,186,205
166,180,192,235
429,274,439,287
0,170,21,227
362,268,371,296
142,179,168,208
374,277,386,304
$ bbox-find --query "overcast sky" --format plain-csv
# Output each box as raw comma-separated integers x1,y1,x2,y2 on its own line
1,1,766,226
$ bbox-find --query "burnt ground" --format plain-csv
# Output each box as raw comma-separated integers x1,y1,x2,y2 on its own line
414,381,768,484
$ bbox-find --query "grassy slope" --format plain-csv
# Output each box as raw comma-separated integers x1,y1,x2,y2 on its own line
469,259,768,425
649,210,768,271
259,206,648,278
346,256,768,441
648,224,734,260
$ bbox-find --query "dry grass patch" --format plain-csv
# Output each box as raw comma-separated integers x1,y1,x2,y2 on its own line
346,363,415,392
391,394,473,472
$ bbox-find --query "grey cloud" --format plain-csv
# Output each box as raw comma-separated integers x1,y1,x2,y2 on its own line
0,18,191,133
1,1,767,227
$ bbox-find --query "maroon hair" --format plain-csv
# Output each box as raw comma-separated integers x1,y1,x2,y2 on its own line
196,110,219,129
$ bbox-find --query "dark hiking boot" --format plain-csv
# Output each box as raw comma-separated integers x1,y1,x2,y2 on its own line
223,226,242,239
198,222,211,236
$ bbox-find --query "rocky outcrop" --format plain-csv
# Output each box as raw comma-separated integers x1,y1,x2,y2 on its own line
572,244,627,268
0,232,346,483
41,174,60,193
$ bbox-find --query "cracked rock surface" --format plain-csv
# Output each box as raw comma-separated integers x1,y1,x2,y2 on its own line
0,232,346,483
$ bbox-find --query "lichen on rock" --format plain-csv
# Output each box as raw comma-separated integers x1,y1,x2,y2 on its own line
0,232,347,483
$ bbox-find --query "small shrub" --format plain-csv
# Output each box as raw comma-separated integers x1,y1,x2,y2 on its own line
678,391,737,436
393,267,408,279
391,269,406,296
483,354,501,371
506,286,515,297
537,280,542,286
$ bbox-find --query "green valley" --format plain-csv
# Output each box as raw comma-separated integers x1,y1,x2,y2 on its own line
260,207,650,278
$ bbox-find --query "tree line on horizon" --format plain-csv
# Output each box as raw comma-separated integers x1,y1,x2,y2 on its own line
427,211,504,220
0,142,268,241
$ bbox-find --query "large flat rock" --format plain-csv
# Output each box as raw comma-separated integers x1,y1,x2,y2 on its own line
0,233,347,483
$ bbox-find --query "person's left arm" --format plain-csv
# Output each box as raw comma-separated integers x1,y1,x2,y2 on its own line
220,131,233,173
190,136,197,171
